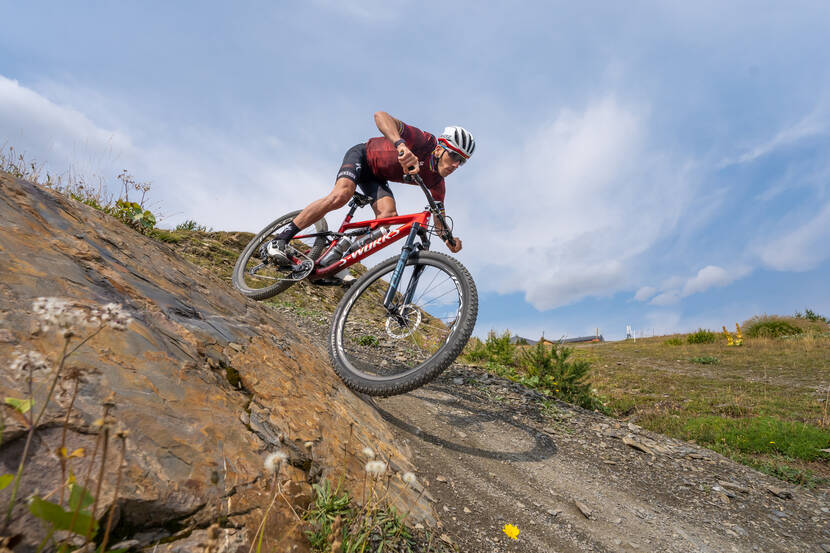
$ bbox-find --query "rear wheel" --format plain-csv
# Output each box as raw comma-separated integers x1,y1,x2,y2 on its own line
232,211,328,300
328,251,477,396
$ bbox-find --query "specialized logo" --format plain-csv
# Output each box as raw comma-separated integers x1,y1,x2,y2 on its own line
336,227,402,267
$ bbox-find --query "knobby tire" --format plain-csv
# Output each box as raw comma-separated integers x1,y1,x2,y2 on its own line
328,251,478,396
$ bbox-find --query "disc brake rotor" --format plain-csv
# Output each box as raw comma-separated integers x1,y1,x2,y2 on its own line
385,304,422,339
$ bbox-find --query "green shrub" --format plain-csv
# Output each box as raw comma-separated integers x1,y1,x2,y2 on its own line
462,330,516,366
686,329,716,344
745,320,803,338
794,308,829,324
176,219,207,232
519,341,602,410
664,337,683,346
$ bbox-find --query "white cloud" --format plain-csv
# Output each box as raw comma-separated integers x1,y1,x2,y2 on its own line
634,286,657,302
682,265,733,296
719,104,829,168
0,74,332,233
650,291,681,306
640,264,750,306
759,200,830,271
455,96,693,310
0,75,136,175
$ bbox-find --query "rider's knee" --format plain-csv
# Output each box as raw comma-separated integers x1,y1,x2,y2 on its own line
329,191,352,208
329,179,356,208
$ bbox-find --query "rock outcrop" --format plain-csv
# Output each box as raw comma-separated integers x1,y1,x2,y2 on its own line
0,173,430,551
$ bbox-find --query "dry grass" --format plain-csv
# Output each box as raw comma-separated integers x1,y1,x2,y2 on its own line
572,331,830,486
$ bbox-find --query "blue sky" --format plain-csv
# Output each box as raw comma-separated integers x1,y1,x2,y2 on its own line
2,1,829,340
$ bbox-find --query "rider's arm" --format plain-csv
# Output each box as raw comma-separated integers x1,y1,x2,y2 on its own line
374,111,419,174
432,204,463,253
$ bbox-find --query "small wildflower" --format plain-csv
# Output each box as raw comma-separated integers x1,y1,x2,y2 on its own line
99,303,132,330
769,441,775,444
10,349,50,375
402,471,417,486
362,447,375,459
503,523,520,540
365,460,387,478
32,297,86,333
264,450,288,473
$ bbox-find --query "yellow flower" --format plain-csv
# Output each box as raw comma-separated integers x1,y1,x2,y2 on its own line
769,441,775,444
503,523,520,540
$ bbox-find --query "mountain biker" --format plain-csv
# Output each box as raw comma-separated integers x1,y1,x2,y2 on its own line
266,111,475,265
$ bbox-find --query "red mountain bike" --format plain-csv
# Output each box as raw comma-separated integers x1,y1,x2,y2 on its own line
232,175,478,396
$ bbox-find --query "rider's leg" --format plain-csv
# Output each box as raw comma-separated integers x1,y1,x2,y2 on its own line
372,196,398,219
265,177,356,264
293,178,357,229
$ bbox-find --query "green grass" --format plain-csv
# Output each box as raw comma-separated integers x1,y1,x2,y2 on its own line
304,480,449,553
678,415,830,461
691,355,719,364
686,329,716,344
573,329,830,487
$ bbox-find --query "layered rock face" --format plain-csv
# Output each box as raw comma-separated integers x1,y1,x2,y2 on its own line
0,174,428,551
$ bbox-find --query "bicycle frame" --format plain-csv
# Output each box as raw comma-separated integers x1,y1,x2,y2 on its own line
287,175,452,314
296,208,431,280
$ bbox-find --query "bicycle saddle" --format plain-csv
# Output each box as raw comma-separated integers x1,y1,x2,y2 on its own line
349,192,373,207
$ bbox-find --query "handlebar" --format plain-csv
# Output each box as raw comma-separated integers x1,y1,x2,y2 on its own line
404,174,457,248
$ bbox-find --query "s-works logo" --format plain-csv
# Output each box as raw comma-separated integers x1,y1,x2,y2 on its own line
336,228,402,267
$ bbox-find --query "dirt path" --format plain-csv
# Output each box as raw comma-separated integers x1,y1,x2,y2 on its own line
373,365,830,553
275,304,829,552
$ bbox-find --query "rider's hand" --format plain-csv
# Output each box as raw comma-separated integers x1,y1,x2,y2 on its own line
445,236,462,253
397,145,420,174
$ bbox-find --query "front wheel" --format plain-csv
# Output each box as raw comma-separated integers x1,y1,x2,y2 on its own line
328,251,478,396
232,211,328,300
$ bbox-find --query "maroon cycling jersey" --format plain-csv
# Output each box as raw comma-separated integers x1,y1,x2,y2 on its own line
365,122,446,202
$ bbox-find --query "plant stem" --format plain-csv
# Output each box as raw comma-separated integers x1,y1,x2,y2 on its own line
247,466,283,553
35,526,56,553
68,427,103,536
98,435,126,553
3,336,70,532
59,377,80,507
86,424,110,541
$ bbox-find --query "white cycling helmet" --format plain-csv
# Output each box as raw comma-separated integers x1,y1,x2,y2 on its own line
438,126,475,160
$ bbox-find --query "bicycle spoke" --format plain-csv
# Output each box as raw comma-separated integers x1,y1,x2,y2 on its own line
337,260,463,379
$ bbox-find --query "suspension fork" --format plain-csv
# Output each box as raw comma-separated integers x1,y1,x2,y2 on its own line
383,223,424,312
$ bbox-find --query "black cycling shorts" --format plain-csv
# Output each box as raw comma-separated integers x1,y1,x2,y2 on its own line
336,143,394,202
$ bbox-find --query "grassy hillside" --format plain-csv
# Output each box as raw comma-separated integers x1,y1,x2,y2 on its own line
571,325,830,486
161,226,829,487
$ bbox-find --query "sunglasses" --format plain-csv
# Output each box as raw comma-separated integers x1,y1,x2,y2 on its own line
444,148,467,164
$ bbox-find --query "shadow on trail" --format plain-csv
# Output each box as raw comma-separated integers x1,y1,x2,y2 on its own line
375,387,558,463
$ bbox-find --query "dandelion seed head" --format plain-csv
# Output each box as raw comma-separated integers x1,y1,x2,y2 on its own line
362,447,375,459
264,450,288,473
32,298,131,333
32,297,86,332
365,460,386,477
402,471,417,486
10,349,50,375
100,303,132,330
